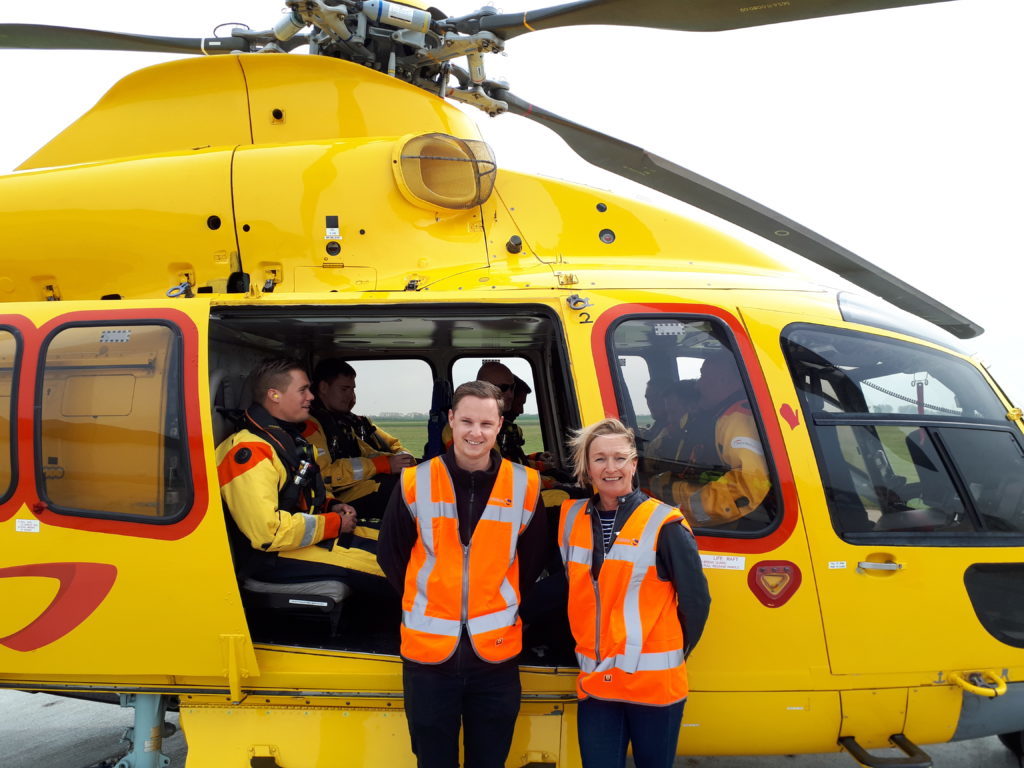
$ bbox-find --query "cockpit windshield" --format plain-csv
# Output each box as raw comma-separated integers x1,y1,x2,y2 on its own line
783,324,1024,539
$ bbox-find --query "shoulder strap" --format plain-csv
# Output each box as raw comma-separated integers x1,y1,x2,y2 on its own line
242,404,326,511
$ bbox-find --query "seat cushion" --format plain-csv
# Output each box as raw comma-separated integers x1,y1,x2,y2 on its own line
242,577,352,602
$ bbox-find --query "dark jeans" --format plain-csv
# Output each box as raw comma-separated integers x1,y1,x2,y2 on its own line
402,658,521,768
577,697,685,768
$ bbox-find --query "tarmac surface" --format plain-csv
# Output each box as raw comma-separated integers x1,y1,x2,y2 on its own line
0,689,1018,768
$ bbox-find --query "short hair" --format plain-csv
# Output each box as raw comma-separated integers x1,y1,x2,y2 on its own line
477,361,513,385
451,380,503,413
667,378,698,402
312,358,356,391
251,357,306,405
567,418,637,487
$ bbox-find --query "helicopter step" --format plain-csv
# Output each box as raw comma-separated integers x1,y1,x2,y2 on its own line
838,734,931,768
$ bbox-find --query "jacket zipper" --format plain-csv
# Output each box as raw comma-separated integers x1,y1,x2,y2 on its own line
591,502,602,664
462,480,475,628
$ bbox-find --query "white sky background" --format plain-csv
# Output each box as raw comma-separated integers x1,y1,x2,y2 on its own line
2,0,1022,414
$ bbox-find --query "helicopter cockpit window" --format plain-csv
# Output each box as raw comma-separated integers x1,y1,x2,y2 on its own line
36,323,191,522
0,329,17,502
609,317,778,534
783,324,1024,539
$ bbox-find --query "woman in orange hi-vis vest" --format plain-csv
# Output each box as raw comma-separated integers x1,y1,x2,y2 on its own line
559,418,710,768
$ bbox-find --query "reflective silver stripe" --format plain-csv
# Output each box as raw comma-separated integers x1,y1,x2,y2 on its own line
559,499,589,565
688,489,710,524
403,610,461,637
466,603,519,635
565,546,591,567
498,576,518,610
350,458,366,481
605,503,680,674
579,648,684,674
299,513,319,547
510,462,533,529
408,460,456,624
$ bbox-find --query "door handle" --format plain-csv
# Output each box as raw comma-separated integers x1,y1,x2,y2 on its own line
857,561,903,575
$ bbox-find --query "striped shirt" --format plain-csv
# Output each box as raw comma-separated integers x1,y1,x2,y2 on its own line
597,507,616,552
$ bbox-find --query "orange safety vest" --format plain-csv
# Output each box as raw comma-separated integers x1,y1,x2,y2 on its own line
559,496,689,705
400,457,540,664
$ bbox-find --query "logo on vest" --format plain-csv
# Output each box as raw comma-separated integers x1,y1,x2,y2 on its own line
612,537,640,547
603,674,613,682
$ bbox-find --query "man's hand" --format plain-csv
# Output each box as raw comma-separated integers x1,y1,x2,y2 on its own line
389,453,417,473
330,502,358,534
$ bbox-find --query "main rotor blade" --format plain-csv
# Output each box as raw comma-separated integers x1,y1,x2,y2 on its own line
0,24,249,54
479,0,955,40
495,89,981,339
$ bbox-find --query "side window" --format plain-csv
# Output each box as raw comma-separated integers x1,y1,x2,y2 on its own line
38,323,191,521
452,356,541,454
610,317,778,534
347,359,433,457
0,329,17,501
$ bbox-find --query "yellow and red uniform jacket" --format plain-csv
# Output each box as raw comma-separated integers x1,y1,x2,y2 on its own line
650,401,770,527
216,428,342,560
306,416,406,503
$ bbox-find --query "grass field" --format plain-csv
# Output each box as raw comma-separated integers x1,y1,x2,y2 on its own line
374,416,542,456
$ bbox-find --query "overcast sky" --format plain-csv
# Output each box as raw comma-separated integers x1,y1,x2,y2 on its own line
2,0,1021,412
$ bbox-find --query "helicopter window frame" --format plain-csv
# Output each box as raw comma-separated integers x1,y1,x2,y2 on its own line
603,311,783,540
782,322,1024,546
0,325,21,507
209,301,582,470
34,319,194,526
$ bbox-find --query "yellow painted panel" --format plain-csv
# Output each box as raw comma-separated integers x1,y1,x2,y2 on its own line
19,57,251,170
181,696,565,768
904,685,961,745
240,55,480,146
231,141,494,293
680,691,841,755
839,688,907,748
0,574,60,638
0,151,238,302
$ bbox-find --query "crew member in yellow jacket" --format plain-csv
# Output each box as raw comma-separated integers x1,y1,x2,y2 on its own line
216,357,361,584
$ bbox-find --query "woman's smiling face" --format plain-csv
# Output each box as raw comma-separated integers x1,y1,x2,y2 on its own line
588,434,637,506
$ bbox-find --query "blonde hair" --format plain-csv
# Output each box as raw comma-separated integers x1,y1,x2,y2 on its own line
567,418,637,487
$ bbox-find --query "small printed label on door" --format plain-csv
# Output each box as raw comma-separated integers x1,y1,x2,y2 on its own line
700,554,746,571
827,560,847,570
15,519,41,533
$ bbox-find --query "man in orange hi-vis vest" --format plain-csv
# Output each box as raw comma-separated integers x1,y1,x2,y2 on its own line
378,380,547,768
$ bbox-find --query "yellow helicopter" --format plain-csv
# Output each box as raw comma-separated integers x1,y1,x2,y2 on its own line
2,0,1024,767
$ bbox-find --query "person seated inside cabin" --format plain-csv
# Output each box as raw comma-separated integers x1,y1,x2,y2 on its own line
216,357,366,589
302,359,417,585
648,349,771,528
643,379,698,476
307,359,416,516
637,378,672,446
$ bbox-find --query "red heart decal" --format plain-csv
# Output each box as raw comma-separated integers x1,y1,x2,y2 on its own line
780,404,800,430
